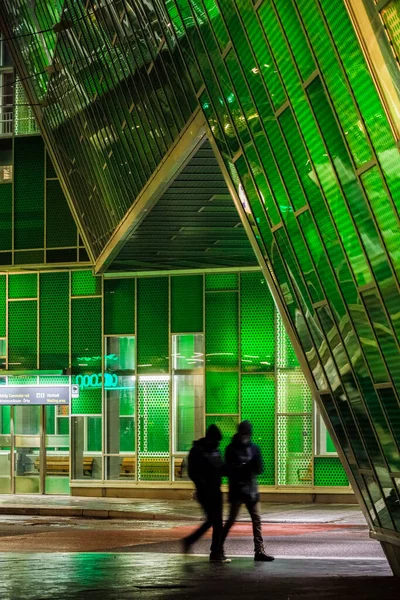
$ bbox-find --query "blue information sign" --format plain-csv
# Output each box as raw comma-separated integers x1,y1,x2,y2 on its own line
0,386,70,405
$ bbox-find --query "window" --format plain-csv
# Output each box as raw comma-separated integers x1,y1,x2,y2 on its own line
104,336,136,480
0,71,13,136
315,408,338,456
71,416,102,480
0,34,13,68
172,334,204,455
0,339,5,369
0,138,12,183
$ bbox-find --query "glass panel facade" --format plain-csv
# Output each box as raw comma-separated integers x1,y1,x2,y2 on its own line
172,333,205,454
0,268,348,491
0,0,378,535
3,1,387,511
0,1,200,259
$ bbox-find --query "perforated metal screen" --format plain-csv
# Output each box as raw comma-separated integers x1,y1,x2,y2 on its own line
138,379,170,481
314,457,349,487
137,278,169,374
278,415,313,486
240,272,274,373
104,278,135,335
39,272,69,369
242,374,275,485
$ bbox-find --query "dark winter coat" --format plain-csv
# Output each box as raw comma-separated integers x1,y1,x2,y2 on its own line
188,437,224,496
225,434,263,504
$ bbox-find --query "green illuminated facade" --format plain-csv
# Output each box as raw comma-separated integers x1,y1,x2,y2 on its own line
0,268,347,494
2,0,400,573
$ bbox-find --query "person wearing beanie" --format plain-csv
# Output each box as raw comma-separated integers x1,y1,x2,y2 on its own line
222,420,274,562
182,424,230,563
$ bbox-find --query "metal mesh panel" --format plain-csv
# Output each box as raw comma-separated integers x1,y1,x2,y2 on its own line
277,415,313,486
206,415,238,457
39,375,69,385
171,275,203,333
14,250,44,265
46,180,77,248
138,378,170,481
0,253,12,266
13,136,44,250
46,152,57,179
8,301,37,370
206,273,238,290
277,370,312,413
71,271,101,296
0,183,12,251
45,405,55,434
14,77,39,135
104,278,135,335
9,274,37,299
205,291,238,368
39,272,69,369
314,457,349,487
276,313,299,368
241,374,275,485
137,278,169,374
0,275,6,337
240,272,274,372
206,371,238,414
46,249,78,264
71,298,102,370
8,376,37,385
71,383,102,415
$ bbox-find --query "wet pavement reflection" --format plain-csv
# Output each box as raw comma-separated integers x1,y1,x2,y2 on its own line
0,552,398,600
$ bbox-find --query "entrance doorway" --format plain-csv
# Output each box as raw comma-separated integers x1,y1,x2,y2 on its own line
0,404,70,494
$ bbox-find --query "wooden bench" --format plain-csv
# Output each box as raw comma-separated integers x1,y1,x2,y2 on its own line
120,457,184,479
35,456,94,477
297,462,312,483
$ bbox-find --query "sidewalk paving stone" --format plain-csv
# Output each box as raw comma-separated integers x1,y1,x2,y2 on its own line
0,494,366,525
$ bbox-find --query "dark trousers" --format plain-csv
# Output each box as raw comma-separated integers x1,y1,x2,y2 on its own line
222,499,265,554
186,490,223,554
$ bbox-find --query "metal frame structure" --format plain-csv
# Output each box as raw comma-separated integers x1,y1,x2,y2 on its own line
0,265,349,496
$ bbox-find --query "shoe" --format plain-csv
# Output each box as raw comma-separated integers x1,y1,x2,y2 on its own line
254,552,274,562
182,537,192,554
210,552,232,563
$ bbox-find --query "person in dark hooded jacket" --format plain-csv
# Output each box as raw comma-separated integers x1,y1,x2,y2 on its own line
222,420,274,562
182,424,230,562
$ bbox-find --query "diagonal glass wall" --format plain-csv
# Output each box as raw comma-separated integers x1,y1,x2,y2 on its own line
0,1,199,257
2,0,400,571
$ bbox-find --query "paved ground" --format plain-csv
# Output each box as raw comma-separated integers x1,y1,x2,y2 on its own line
0,551,397,600
0,515,375,555
0,500,394,599
0,494,365,524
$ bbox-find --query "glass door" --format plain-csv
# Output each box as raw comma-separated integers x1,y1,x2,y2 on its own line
45,404,70,494
0,406,11,493
14,405,42,494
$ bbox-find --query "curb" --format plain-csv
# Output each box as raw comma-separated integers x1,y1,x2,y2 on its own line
0,506,367,527
0,506,200,521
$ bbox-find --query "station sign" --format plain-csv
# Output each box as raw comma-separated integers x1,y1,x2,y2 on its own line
0,385,70,405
